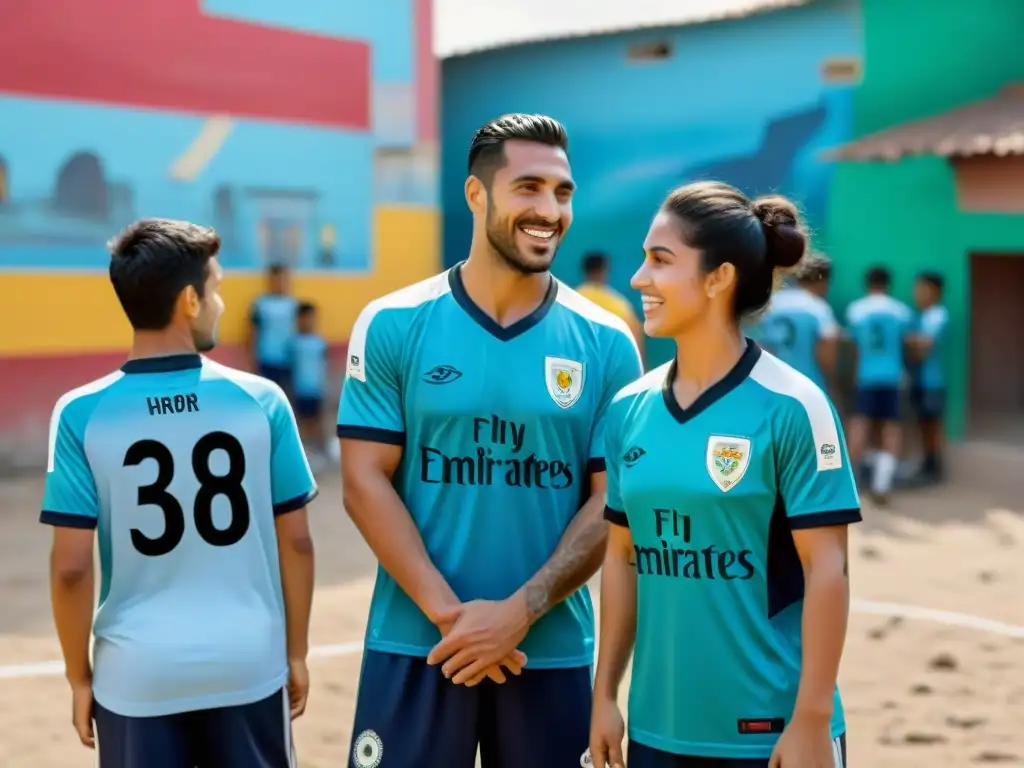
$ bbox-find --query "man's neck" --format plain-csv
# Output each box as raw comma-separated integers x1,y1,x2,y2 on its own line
129,328,198,361
461,249,551,327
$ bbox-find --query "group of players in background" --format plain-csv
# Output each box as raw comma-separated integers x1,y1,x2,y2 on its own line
42,113,874,767
751,261,948,505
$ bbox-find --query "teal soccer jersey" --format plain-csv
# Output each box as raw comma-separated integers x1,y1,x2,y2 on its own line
41,354,317,717
337,264,642,668
760,287,839,389
846,294,913,387
604,342,860,759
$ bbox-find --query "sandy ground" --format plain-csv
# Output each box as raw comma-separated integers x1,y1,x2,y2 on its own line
0,475,1021,767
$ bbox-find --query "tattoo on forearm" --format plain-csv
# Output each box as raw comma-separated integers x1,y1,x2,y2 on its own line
525,508,608,620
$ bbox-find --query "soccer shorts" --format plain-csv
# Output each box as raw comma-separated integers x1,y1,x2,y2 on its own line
626,733,847,767
94,688,295,768
293,395,324,419
349,650,592,768
258,363,292,393
910,387,945,421
852,386,901,422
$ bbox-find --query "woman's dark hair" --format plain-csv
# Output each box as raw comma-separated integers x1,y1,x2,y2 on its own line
662,181,807,319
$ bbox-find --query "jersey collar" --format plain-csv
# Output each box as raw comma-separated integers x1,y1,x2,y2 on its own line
121,354,203,374
662,340,762,425
448,261,558,342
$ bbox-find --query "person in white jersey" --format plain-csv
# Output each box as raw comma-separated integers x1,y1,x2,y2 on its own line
42,219,317,767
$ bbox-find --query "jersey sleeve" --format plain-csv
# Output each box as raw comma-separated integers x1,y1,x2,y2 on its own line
588,329,643,474
775,392,861,529
40,401,99,529
336,304,405,445
602,399,629,528
266,386,318,515
816,302,839,339
920,307,948,340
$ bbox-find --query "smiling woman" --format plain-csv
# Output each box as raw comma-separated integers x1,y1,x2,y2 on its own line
591,181,860,768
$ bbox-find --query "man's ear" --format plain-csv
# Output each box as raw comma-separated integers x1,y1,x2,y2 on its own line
465,175,487,216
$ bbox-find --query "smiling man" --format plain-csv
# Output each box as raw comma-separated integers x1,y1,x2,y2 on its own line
337,114,642,767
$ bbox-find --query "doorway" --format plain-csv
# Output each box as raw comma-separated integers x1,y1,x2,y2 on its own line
969,252,1024,443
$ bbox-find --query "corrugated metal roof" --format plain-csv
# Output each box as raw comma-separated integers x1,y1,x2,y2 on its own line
435,0,816,58
827,85,1024,162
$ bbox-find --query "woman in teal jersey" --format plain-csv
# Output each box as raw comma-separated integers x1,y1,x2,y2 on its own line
590,182,860,768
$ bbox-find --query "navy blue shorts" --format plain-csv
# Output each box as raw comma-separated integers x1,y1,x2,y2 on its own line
910,387,945,421
627,733,847,767
94,688,295,768
853,386,901,422
293,395,323,419
349,650,591,768
258,363,292,392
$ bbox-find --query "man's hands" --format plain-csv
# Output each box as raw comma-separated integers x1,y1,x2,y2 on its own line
428,597,531,686
589,695,626,768
69,678,94,748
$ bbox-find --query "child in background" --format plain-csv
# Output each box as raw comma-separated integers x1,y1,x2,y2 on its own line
291,302,330,469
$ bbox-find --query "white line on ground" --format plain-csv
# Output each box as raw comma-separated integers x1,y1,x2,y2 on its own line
0,601,1020,681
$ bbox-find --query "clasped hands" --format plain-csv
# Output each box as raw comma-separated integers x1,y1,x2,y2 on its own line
427,594,531,686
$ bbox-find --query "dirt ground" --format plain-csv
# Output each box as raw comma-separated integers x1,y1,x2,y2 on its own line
0,474,1021,767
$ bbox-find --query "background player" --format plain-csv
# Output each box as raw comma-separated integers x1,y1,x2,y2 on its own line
590,182,859,768
576,250,646,361
42,219,317,768
249,263,299,390
907,272,949,485
290,301,331,469
845,266,913,504
758,253,839,394
338,114,642,768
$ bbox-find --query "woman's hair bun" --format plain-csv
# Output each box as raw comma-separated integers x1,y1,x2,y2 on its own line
751,195,806,269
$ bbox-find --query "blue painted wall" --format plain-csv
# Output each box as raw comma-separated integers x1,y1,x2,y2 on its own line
442,0,860,361
0,1,426,271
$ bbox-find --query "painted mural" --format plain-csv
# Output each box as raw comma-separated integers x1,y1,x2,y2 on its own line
441,0,860,323
0,0,438,461
0,0,436,271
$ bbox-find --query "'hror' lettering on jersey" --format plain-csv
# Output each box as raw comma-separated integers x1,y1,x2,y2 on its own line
632,508,756,580
419,413,574,488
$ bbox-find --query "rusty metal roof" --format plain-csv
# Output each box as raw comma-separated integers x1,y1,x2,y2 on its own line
827,85,1024,162
435,0,816,58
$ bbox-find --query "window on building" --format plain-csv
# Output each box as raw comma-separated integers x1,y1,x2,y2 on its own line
627,41,673,62
821,57,862,85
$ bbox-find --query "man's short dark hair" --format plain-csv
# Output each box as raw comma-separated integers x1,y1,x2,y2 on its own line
866,265,891,290
795,251,832,284
582,251,608,277
918,270,944,292
268,263,288,276
467,113,568,185
108,218,220,331
297,301,316,317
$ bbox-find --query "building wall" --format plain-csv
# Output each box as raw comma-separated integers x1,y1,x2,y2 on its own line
828,0,1024,438
0,0,439,461
441,0,861,364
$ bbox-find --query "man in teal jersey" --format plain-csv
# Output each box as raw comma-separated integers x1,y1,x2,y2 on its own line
338,114,642,768
249,263,299,390
42,219,317,768
591,182,859,768
907,271,949,484
757,253,839,394
845,266,914,504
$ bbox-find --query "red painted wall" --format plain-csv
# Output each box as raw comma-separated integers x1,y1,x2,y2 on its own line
0,0,370,128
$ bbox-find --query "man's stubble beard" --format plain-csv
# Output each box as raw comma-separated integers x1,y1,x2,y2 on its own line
485,203,556,276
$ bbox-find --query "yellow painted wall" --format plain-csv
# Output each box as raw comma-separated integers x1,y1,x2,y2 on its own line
0,206,439,355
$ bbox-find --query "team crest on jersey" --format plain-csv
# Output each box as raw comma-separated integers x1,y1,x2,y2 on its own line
545,356,585,409
706,436,751,492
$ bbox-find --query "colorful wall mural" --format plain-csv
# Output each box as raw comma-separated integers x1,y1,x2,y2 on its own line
441,0,860,365
0,0,438,458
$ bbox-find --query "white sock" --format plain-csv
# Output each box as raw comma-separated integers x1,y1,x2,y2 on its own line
872,452,897,495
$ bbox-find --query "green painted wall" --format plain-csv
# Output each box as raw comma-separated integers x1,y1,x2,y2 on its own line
827,0,1024,438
